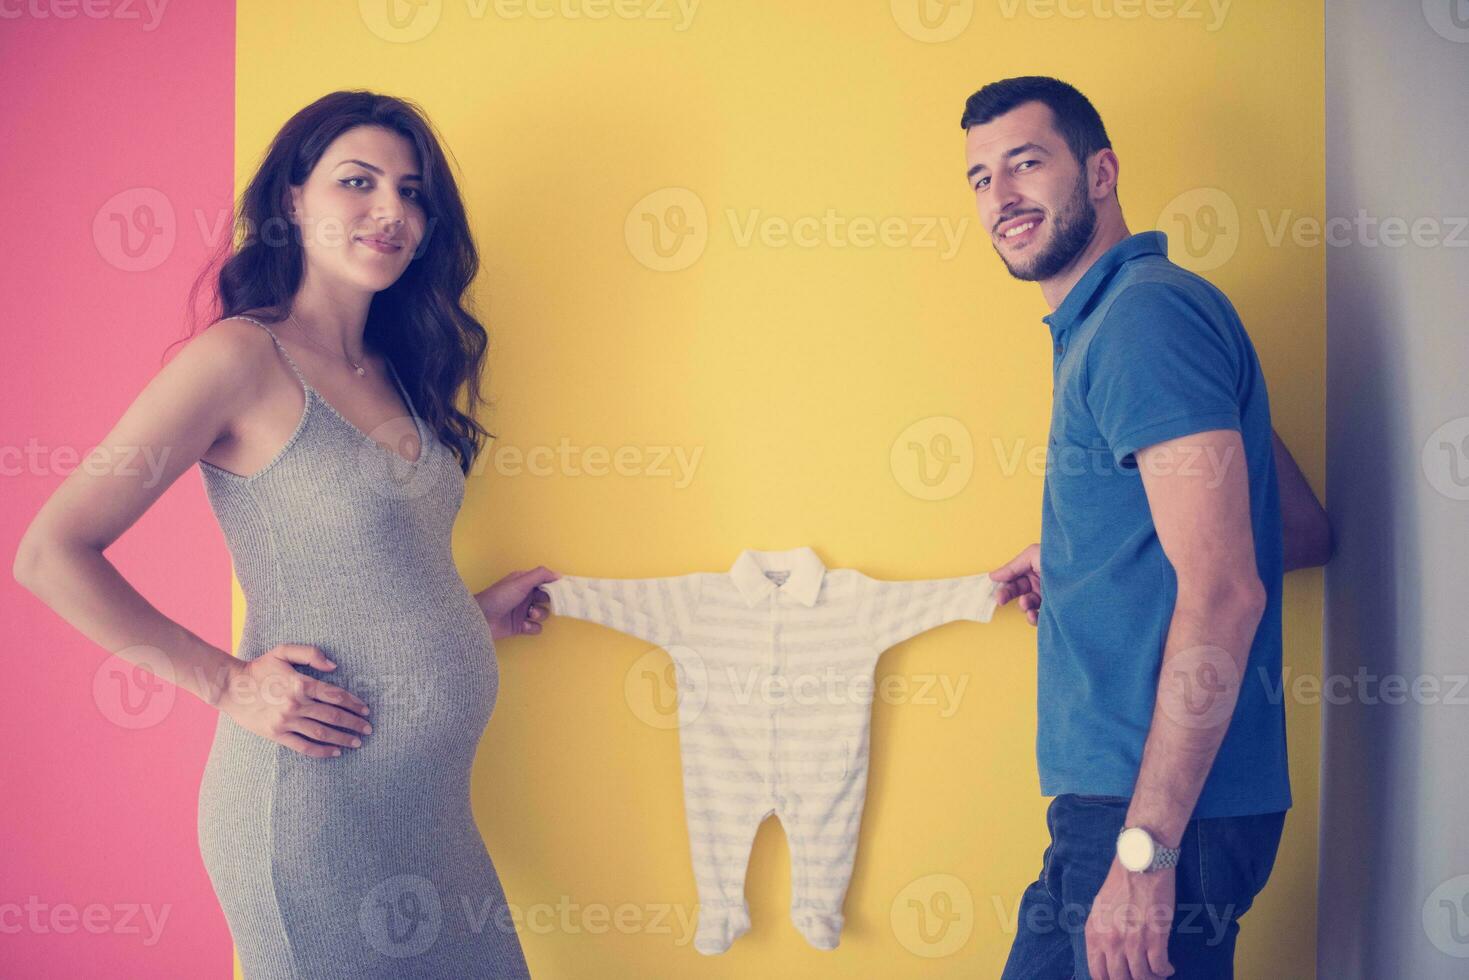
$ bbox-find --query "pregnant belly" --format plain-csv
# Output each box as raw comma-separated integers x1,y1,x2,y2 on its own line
316,595,499,765
198,588,499,910
220,587,500,782
200,643,497,871
197,716,489,913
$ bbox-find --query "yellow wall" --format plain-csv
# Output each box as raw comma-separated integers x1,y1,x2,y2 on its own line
236,1,1323,975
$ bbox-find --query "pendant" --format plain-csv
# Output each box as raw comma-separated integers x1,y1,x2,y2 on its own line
355,365,366,376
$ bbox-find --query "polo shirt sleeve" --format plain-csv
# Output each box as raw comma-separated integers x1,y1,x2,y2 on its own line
1085,282,1243,466
542,574,698,647
858,573,1000,652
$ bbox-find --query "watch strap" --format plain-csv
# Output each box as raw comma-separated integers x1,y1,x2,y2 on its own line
1148,844,1181,871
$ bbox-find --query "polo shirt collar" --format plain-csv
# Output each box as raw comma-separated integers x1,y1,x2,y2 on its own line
1042,230,1167,339
729,546,826,607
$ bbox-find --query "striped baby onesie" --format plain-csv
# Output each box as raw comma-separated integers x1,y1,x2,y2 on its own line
541,546,1000,954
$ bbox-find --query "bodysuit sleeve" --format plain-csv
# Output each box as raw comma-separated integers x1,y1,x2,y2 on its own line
541,573,700,648
857,572,1000,653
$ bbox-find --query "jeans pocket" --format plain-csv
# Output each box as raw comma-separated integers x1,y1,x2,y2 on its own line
1198,810,1286,920
1041,798,1060,903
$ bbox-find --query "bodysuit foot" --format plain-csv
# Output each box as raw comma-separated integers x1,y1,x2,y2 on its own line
694,903,751,955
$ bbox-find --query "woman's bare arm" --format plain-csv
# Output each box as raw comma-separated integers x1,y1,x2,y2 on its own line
1272,428,1334,572
12,321,270,705
15,319,371,759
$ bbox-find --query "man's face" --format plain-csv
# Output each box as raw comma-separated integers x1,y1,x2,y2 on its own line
963,100,1097,282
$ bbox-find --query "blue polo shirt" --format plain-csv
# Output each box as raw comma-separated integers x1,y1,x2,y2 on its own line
1037,230,1291,819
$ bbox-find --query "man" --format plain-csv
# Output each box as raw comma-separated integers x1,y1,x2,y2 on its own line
968,76,1332,979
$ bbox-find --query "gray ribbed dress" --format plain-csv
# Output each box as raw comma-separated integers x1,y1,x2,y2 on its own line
195,316,530,979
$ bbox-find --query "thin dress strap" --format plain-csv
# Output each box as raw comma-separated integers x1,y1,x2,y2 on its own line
225,315,313,391
385,358,419,422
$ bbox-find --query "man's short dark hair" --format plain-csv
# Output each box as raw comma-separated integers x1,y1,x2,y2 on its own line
960,76,1112,172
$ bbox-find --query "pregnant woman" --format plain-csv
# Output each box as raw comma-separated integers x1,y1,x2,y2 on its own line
14,91,554,977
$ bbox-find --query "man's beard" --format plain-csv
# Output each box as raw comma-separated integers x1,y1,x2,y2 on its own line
995,172,1097,282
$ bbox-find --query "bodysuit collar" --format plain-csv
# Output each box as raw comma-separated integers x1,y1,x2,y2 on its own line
729,546,826,608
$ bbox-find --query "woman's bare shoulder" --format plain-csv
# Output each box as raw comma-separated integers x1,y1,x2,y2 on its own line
188,313,279,361
171,315,288,404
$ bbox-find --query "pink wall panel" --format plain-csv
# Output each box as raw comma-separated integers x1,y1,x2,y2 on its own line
2,5,237,977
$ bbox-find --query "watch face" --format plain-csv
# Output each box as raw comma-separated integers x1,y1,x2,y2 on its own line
1117,827,1155,872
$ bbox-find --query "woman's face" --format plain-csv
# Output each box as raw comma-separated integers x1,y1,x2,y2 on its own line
287,125,427,294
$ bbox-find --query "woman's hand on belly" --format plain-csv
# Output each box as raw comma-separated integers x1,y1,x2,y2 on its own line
216,643,375,759
474,566,558,641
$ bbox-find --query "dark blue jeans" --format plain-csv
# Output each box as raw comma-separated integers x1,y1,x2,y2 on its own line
1000,795,1286,979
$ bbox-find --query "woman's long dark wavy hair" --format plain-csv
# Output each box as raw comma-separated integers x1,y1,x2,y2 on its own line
173,90,493,474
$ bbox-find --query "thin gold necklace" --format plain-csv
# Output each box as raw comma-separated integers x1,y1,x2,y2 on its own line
285,310,368,377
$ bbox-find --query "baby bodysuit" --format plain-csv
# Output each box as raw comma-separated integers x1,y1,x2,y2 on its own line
541,546,1000,955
